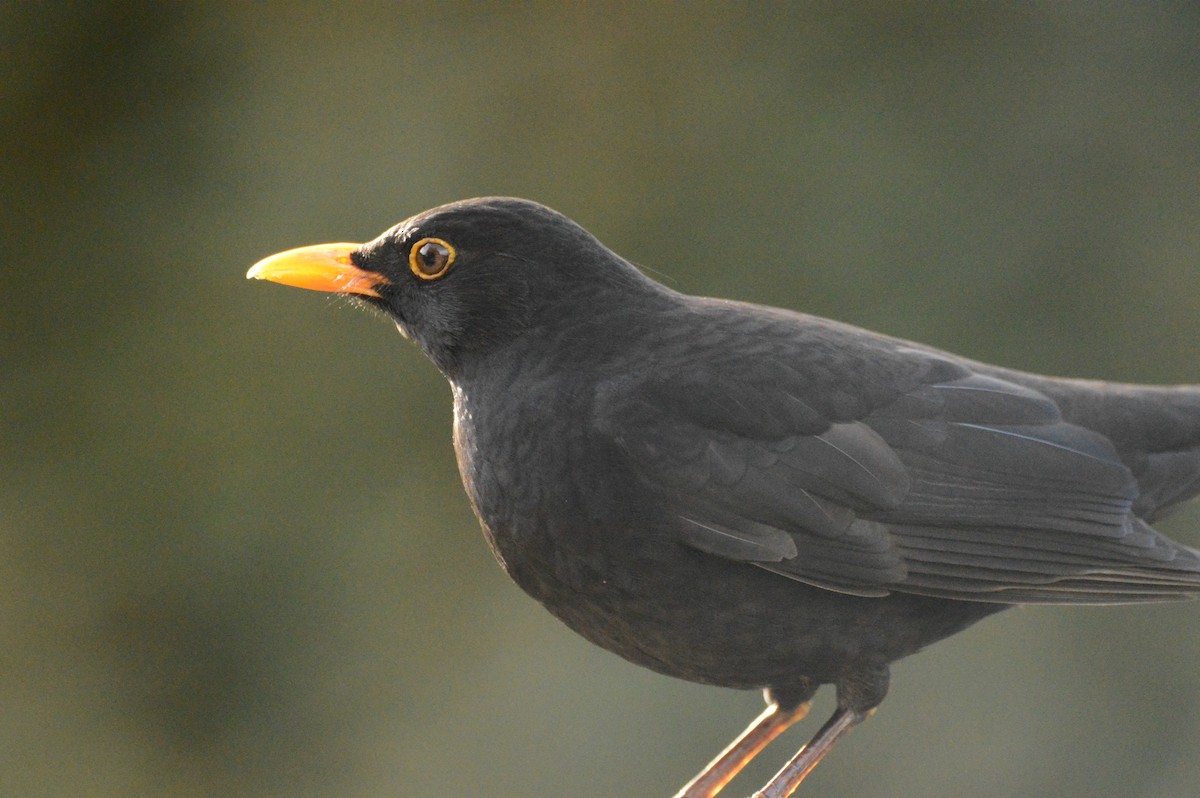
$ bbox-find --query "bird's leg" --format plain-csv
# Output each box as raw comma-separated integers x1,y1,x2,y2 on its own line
750,706,871,798
673,700,811,798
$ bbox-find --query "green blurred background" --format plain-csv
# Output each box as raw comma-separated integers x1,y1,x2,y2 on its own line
5,4,1200,797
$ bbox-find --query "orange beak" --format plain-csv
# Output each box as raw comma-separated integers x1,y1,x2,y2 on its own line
246,243,389,298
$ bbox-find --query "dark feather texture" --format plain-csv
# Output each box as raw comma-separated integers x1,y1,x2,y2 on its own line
605,301,1200,605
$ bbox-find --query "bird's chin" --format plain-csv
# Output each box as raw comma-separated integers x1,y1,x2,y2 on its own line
393,321,414,341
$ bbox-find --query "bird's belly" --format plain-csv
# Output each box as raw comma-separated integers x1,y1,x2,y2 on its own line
493,522,1003,692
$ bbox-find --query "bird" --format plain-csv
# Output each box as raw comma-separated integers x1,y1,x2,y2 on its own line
247,197,1200,797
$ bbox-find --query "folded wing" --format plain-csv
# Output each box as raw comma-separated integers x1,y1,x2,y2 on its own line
603,335,1200,603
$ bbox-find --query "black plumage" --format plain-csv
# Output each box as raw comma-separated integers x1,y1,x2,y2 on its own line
248,197,1200,796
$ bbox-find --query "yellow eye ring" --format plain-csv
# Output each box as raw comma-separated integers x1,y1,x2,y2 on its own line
409,237,456,280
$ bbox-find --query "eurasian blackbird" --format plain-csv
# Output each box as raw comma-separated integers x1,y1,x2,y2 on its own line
248,197,1200,797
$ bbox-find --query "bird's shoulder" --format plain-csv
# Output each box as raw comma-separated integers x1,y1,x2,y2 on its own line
594,296,1003,439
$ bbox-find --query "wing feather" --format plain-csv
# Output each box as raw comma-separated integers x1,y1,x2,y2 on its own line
601,323,1200,604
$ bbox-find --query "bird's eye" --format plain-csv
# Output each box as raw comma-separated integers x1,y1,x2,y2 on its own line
409,237,455,280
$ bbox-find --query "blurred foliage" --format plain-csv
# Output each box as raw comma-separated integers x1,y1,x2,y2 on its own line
4,3,1199,797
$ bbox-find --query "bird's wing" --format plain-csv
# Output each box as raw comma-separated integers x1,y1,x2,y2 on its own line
599,316,1200,604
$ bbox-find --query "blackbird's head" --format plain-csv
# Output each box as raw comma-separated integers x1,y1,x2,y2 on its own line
248,197,653,374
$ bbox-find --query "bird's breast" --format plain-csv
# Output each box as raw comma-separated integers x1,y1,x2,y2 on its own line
452,376,619,585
